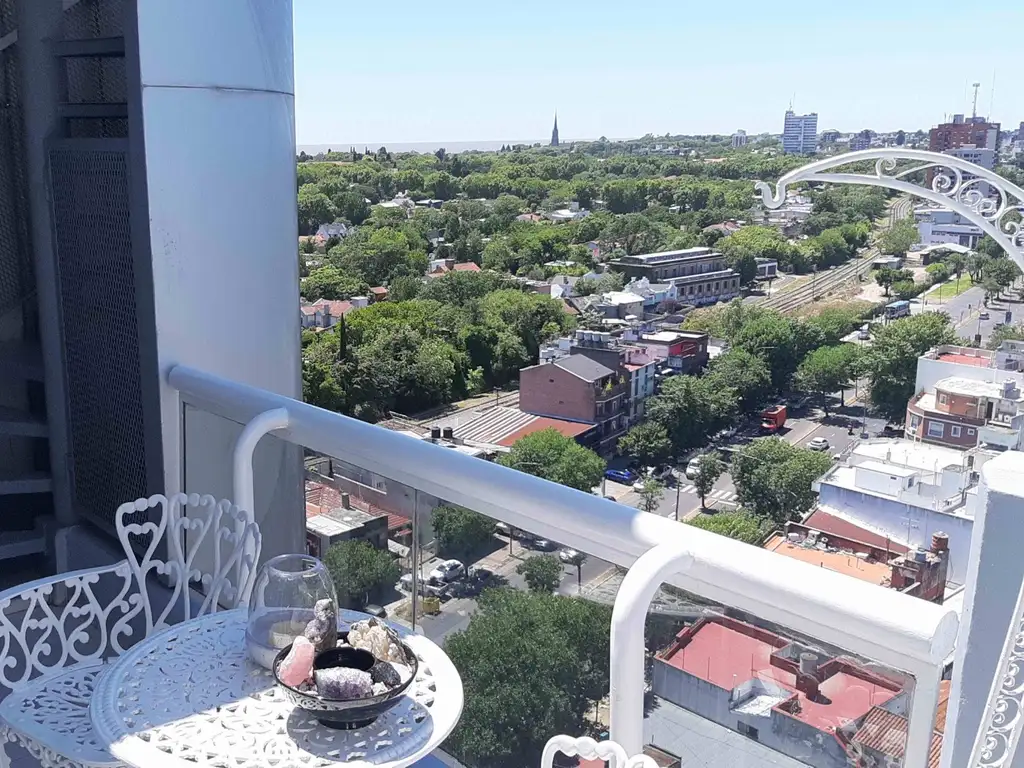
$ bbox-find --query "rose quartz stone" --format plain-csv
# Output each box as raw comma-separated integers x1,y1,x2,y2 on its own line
278,635,315,687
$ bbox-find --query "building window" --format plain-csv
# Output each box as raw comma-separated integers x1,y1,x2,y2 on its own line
714,282,720,292
697,285,703,294
927,421,945,438
968,428,976,435
737,722,759,741
910,415,920,429
688,285,694,295
939,393,948,405
951,425,962,437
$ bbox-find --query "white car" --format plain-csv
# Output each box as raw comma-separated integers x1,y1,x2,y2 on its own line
558,548,582,564
429,559,465,583
807,437,831,452
685,457,702,480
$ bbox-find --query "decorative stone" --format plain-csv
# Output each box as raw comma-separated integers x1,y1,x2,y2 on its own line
303,599,337,652
391,662,413,685
314,666,373,701
372,682,388,696
278,636,315,687
370,661,401,688
348,618,406,664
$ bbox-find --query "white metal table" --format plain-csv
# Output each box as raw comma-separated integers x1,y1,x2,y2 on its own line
89,608,463,768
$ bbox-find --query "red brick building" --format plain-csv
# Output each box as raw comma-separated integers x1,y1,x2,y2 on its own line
928,118,1000,153
906,376,1023,450
519,356,628,453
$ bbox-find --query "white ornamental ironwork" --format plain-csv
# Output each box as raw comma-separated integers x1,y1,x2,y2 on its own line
754,149,1024,272
542,736,657,768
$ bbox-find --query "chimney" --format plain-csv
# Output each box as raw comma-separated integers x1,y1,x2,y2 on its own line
442,426,454,441
340,492,351,509
351,296,369,309
931,531,949,554
798,652,817,676
430,425,441,441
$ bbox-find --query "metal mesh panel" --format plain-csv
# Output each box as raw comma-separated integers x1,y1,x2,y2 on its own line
0,0,14,38
64,56,127,104
62,0,125,40
48,147,147,531
66,117,128,139
0,36,35,316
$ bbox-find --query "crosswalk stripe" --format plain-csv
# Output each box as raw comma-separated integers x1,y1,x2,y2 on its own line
682,485,697,493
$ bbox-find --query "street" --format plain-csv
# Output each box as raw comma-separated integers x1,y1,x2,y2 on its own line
917,283,1016,346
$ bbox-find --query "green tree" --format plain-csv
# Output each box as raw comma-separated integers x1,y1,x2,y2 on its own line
515,555,563,594
444,590,611,768
637,478,665,514
725,247,759,286
795,344,862,416
987,322,1024,350
704,348,772,414
985,258,1021,291
432,506,497,558
322,539,401,609
691,452,724,508
891,280,919,301
687,510,766,544
945,252,967,283
617,422,672,468
732,313,801,389
332,189,371,225
874,267,901,298
861,312,955,421
977,234,1006,259
562,549,588,593
301,266,370,301
297,184,337,235
647,375,737,452
498,428,606,493
802,306,865,346
732,439,833,526
388,274,422,301
878,217,919,258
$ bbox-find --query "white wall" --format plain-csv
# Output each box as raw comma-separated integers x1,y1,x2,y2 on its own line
915,356,1024,397
816,484,975,584
943,452,1024,768
135,0,304,561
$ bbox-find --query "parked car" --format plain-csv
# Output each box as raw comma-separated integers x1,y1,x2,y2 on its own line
713,426,738,441
495,522,512,536
980,311,990,320
362,604,387,619
531,538,557,552
807,437,831,452
468,566,493,582
857,324,871,341
792,395,812,410
559,548,583,564
605,468,639,484
648,465,675,482
685,456,703,480
429,559,466,582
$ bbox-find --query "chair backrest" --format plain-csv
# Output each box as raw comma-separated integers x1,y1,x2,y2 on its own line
116,493,262,635
0,562,138,690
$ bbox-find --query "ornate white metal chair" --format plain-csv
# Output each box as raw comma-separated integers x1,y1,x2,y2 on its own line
0,494,261,768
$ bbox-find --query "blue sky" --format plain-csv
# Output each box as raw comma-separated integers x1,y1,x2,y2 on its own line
293,1,1023,145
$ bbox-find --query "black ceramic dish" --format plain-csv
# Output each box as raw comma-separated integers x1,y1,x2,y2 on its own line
272,631,420,729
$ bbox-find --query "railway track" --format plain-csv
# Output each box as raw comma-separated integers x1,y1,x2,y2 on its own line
761,252,878,314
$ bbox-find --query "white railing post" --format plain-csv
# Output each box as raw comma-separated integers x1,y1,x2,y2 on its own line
231,407,290,598
610,540,695,757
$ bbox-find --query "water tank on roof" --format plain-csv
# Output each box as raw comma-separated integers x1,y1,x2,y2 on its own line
914,549,929,563
430,426,441,441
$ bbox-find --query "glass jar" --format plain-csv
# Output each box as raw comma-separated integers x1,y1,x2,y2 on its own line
245,554,338,669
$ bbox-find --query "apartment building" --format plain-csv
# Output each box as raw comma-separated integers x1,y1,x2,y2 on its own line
518,355,629,453
731,130,748,148
906,344,1024,452
915,206,984,249
782,110,818,155
929,115,1000,153
609,249,740,307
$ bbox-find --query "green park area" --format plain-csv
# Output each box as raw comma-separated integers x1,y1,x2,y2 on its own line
926,274,975,302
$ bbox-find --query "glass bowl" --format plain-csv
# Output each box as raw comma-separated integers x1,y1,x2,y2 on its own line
246,554,338,669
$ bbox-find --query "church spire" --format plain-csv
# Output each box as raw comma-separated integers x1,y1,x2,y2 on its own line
550,112,560,147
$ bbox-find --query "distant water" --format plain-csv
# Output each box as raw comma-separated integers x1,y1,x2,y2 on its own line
297,139,583,155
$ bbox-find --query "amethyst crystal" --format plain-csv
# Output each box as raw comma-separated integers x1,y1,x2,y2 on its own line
303,599,337,652
314,666,373,701
369,661,401,688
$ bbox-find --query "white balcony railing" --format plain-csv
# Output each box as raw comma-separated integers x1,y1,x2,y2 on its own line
169,364,959,767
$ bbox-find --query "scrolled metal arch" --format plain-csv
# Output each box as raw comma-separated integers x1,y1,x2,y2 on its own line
754,148,1024,273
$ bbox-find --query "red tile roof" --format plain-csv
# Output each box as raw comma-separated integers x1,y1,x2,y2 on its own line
850,707,943,768
304,481,409,531
804,510,909,555
312,298,353,316
370,286,388,296
661,618,900,734
453,262,481,272
497,417,595,447
937,352,992,368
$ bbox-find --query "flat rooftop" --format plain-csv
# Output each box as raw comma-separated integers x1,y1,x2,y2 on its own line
936,376,1018,400
613,247,716,265
851,439,969,473
661,619,899,733
764,534,892,586
933,348,995,368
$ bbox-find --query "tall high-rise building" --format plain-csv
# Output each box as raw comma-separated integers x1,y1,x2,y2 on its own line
550,113,560,147
929,117,1000,153
731,130,747,148
781,110,818,155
